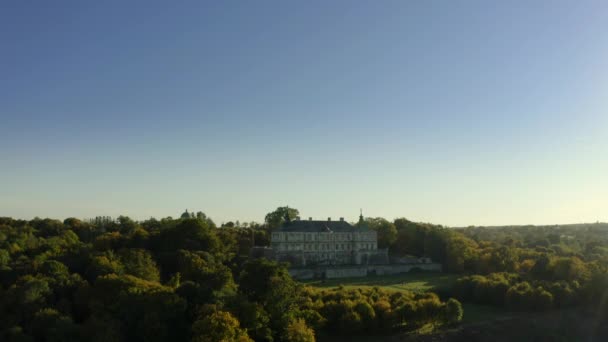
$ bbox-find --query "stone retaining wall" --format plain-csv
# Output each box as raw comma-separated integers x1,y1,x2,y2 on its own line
288,263,442,280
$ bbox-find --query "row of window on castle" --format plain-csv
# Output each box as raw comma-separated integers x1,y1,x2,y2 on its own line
298,234,353,241
286,243,375,251
278,233,374,242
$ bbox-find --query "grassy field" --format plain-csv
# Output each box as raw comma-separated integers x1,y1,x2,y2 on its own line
301,272,460,293
302,272,511,325
306,273,581,341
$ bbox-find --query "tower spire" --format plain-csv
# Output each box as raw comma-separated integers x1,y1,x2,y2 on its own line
284,206,291,224
359,208,364,224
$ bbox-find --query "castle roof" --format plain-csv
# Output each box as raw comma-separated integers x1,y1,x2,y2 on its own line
277,219,371,233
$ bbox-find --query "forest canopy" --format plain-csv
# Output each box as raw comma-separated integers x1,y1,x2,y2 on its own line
1,209,608,341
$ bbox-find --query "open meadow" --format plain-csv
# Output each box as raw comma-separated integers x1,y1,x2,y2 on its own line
301,272,459,293
305,273,584,342
302,272,511,325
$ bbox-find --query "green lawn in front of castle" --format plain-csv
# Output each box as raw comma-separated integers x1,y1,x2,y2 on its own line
301,271,460,293
304,272,515,329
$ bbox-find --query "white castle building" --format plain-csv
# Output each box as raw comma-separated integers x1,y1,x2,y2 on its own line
267,213,388,267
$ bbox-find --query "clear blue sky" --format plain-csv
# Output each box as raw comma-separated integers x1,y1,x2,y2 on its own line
2,1,607,226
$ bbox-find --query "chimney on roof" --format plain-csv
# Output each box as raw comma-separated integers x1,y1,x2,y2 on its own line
309,217,312,221
327,217,331,221
340,217,344,221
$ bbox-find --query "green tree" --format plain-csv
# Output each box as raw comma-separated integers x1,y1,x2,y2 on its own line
414,294,444,324
239,259,292,302
174,250,236,301
445,235,479,272
9,276,52,313
353,301,375,330
284,319,315,342
265,207,299,230
87,274,188,342
230,297,273,342
157,218,220,254
63,217,94,242
0,249,9,268
30,308,80,342
119,249,160,282
93,232,126,251
506,282,534,311
195,211,217,229
489,246,518,273
552,257,590,282
86,252,124,281
443,298,463,325
393,218,428,256
532,287,553,310
239,259,299,336
117,216,139,235
365,218,397,249
373,299,395,330
32,218,64,237
191,311,252,342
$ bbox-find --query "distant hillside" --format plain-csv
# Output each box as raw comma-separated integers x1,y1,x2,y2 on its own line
453,222,608,230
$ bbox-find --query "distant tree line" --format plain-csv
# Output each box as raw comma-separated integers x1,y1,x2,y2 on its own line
366,218,608,314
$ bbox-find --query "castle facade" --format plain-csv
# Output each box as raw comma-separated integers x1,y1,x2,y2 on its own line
268,214,388,267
